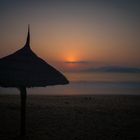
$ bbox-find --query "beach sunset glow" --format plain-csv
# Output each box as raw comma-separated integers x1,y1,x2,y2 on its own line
0,1,140,139
0,0,140,91
1,0,140,71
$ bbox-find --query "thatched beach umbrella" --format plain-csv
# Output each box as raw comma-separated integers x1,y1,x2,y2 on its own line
0,26,69,137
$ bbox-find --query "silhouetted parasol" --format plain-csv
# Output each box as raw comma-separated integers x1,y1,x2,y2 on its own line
0,26,69,137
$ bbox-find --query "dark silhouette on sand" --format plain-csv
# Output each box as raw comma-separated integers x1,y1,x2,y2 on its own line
0,25,69,137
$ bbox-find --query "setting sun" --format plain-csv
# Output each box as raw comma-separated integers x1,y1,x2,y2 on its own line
65,55,78,63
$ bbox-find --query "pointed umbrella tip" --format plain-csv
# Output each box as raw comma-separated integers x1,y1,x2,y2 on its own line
25,25,30,48
28,24,30,31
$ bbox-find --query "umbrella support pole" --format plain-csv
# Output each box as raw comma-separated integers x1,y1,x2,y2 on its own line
19,87,27,137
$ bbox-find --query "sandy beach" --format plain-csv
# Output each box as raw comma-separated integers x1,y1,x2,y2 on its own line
0,95,140,140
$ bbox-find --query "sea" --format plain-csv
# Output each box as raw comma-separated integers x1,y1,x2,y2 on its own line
0,72,140,95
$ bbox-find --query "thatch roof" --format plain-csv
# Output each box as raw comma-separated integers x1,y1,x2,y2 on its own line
0,27,69,87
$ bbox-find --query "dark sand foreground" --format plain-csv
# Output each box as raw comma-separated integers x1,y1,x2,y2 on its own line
0,95,140,140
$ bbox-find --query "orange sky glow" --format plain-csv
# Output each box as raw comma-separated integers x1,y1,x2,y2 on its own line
0,0,140,72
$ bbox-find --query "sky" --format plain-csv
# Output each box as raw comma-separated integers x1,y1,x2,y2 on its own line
0,0,140,72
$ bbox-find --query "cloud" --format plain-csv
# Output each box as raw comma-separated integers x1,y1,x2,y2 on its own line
83,66,140,73
64,61,89,64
